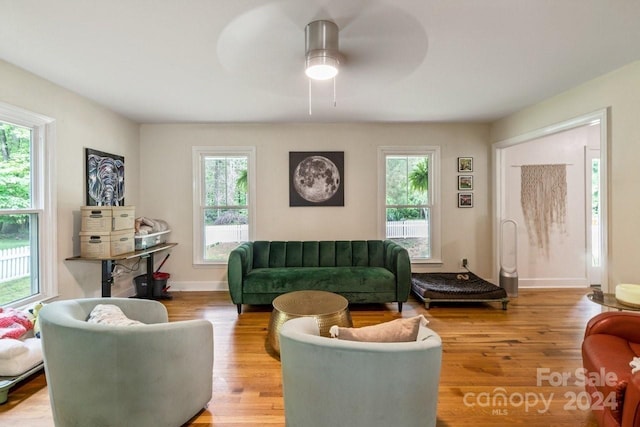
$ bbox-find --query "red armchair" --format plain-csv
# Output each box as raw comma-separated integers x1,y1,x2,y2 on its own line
582,311,640,427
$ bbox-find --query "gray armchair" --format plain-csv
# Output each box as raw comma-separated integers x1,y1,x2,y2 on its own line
39,298,213,427
279,316,442,427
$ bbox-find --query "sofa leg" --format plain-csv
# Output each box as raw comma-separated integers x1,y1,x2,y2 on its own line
237,304,242,315
398,302,403,312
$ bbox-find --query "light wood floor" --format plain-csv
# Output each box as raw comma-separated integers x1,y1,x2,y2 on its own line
0,288,602,426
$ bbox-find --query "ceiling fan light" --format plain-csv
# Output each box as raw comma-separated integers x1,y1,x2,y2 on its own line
305,20,340,81
305,56,339,80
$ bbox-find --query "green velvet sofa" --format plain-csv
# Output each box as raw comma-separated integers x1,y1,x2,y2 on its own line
227,240,411,314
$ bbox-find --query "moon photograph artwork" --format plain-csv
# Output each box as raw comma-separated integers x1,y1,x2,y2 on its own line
289,151,344,206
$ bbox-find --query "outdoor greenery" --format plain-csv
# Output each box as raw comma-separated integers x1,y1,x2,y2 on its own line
0,122,34,306
386,156,429,221
203,156,248,226
0,277,30,306
0,239,29,250
0,122,31,234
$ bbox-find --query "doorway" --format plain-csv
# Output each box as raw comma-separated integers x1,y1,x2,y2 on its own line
492,110,608,292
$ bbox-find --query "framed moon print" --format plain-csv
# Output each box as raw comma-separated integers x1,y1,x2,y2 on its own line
289,151,344,207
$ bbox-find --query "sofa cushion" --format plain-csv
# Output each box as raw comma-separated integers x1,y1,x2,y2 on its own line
368,240,385,267
319,241,335,267
302,241,319,267
335,241,352,267
248,240,392,269
253,241,271,268
269,241,286,268
285,241,303,267
352,240,369,266
243,267,396,294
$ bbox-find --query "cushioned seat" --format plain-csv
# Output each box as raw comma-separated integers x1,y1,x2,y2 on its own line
582,311,640,427
244,266,396,293
279,316,442,427
39,298,214,427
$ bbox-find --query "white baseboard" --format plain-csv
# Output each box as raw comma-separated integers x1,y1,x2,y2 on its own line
109,281,228,297
164,281,229,292
517,277,588,288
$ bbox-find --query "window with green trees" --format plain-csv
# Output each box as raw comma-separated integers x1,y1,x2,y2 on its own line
0,104,54,308
193,147,255,264
381,147,441,261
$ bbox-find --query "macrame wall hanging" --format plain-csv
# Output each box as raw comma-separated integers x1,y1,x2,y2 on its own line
520,164,567,256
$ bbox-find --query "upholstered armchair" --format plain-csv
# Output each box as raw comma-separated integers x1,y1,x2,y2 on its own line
582,311,640,427
279,316,442,427
39,298,214,427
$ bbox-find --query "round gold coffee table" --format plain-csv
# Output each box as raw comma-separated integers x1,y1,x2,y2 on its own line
267,290,353,354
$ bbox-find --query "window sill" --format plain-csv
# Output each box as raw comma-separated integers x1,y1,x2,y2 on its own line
411,258,443,266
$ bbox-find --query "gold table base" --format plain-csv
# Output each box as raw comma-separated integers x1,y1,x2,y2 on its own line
267,290,353,354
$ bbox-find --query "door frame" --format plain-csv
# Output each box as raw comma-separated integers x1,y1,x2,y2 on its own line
492,109,609,292
585,146,601,285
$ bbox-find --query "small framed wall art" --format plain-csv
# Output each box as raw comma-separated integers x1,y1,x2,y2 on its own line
458,192,473,208
458,175,473,191
458,157,473,172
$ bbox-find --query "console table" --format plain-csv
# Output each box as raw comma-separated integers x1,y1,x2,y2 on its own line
66,243,177,298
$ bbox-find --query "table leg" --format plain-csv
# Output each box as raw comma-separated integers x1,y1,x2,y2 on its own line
101,260,114,297
145,254,154,298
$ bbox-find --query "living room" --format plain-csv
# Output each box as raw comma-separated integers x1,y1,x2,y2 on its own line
1,1,640,426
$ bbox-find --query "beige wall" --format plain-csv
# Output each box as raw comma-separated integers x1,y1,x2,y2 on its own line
140,122,493,290
491,60,640,289
0,60,140,299
5,53,638,299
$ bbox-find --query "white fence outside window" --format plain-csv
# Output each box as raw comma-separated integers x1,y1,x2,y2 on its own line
386,220,428,238
205,222,427,244
0,246,30,283
206,224,249,244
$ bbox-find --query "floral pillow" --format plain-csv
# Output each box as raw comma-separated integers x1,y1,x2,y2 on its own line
87,304,144,326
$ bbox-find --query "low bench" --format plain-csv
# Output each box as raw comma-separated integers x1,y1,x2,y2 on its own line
412,272,509,310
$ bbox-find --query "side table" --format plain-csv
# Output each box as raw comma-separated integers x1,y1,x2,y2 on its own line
267,290,353,355
587,290,640,312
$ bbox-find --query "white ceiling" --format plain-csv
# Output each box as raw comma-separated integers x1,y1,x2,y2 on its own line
1,0,640,124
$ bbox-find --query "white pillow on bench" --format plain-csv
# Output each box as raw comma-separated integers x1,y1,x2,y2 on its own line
0,338,42,377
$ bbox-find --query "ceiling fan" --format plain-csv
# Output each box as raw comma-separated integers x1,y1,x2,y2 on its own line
216,0,428,106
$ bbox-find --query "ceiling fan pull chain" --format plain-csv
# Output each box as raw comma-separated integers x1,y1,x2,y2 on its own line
333,77,337,107
308,79,313,115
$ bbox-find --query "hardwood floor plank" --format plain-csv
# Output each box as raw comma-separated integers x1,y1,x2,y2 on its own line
0,288,602,426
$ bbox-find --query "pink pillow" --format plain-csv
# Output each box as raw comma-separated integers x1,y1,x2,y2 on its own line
329,315,428,342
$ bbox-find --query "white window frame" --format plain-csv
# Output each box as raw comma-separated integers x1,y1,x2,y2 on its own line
0,101,57,307
378,146,441,263
192,146,256,265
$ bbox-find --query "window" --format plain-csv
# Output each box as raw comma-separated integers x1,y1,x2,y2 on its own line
192,146,255,264
379,146,441,262
0,102,56,307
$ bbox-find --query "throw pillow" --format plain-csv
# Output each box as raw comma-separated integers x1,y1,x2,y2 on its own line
87,304,144,326
0,338,29,359
329,314,428,342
